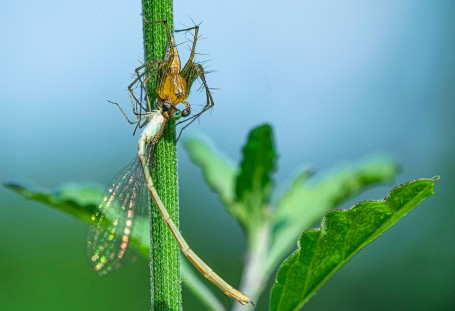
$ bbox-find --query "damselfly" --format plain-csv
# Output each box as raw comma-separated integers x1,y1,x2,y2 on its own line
87,21,253,306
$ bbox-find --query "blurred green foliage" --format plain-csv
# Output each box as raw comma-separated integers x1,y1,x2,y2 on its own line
4,124,439,310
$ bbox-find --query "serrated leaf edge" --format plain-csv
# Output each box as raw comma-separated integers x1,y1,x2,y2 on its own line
271,177,438,311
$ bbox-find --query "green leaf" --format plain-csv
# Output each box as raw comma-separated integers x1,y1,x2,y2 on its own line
183,136,236,206
234,124,277,231
4,182,103,224
267,156,399,275
269,177,439,311
185,125,277,233
4,181,149,255
4,181,224,309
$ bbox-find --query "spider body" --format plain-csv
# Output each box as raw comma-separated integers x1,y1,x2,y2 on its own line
110,20,214,139
157,72,187,107
119,20,214,139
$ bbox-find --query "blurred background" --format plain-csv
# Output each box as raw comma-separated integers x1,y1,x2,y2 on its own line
1,0,454,310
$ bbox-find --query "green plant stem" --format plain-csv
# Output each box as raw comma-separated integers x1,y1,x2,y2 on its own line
142,1,181,310
233,216,271,311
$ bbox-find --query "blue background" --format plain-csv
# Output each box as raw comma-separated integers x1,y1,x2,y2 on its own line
1,0,454,310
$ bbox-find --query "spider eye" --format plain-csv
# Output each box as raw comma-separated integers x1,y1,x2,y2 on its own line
173,110,182,120
182,108,191,117
162,102,171,111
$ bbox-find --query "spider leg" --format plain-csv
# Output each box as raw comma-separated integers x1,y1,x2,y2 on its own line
175,16,201,34
143,19,177,68
175,24,200,33
109,100,148,125
128,71,149,116
132,114,153,135
139,61,169,111
143,19,174,47
128,61,164,115
179,24,200,74
175,63,215,141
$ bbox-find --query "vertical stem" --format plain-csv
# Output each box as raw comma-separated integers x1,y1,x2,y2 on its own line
232,220,270,311
141,1,181,310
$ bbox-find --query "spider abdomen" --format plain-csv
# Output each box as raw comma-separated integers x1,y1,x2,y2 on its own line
158,73,188,105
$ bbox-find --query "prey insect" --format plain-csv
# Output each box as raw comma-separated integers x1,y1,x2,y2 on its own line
87,21,253,306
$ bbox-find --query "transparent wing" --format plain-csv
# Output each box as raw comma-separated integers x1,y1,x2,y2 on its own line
86,151,153,275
